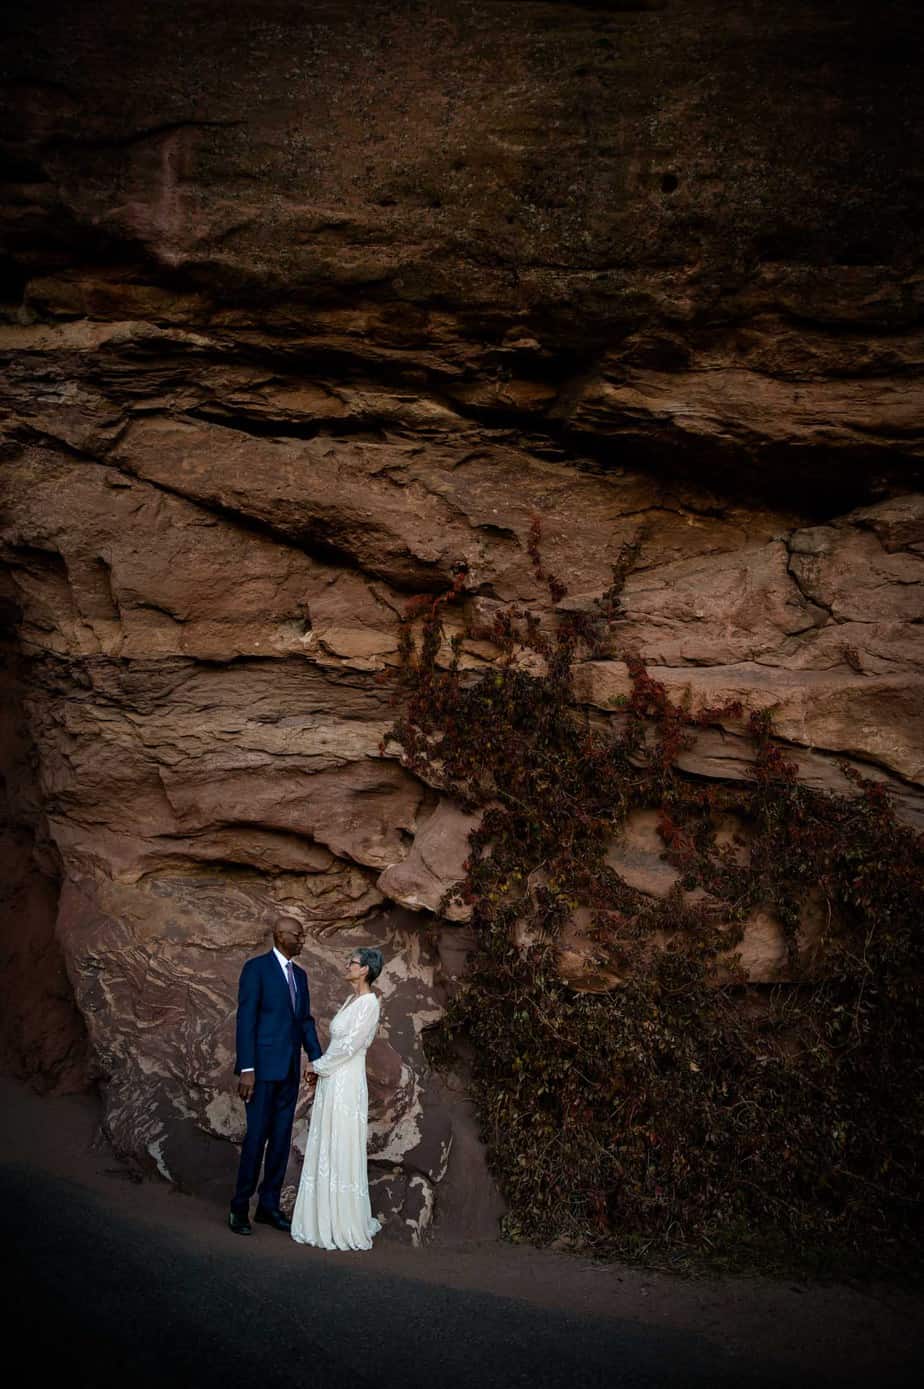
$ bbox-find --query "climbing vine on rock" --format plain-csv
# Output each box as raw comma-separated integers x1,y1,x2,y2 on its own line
390,528,924,1271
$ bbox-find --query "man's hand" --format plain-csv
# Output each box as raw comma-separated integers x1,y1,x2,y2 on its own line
237,1072,255,1103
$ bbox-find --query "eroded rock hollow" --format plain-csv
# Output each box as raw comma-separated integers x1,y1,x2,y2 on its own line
1,0,921,1241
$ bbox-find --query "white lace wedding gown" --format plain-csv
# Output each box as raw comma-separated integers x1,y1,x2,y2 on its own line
291,991,382,1251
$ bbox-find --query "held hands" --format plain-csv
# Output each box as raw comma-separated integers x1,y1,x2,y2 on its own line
238,1070,316,1101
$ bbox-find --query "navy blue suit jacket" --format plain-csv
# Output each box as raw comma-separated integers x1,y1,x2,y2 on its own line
234,951,322,1081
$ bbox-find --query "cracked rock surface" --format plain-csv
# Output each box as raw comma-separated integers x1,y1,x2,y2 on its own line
0,0,921,1237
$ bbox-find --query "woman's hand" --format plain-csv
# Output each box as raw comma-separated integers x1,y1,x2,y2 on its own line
303,1066,318,1088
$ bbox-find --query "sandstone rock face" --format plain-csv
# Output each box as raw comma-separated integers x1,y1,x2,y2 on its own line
1,1,921,1233
0,605,88,1092
377,800,478,921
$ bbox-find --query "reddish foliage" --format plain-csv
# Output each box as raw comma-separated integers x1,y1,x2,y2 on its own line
390,539,924,1272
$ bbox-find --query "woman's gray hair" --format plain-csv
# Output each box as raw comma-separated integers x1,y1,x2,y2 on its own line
355,947,384,985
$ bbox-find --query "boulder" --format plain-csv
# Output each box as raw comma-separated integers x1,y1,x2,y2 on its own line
377,800,479,921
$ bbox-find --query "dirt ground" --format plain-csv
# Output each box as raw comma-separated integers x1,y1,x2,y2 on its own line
1,1075,920,1388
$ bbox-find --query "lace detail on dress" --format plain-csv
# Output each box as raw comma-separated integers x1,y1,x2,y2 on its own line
291,993,382,1252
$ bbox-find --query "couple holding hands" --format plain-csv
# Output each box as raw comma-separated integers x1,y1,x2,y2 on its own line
229,915,383,1252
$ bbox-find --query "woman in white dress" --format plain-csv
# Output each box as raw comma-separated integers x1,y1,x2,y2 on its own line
291,947,383,1251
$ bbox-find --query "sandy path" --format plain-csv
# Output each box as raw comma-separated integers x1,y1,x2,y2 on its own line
1,1077,919,1387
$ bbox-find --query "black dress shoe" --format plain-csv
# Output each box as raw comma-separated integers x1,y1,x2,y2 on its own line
228,1210,252,1235
254,1206,291,1232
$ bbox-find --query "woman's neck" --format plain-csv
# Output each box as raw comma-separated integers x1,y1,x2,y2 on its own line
352,981,371,997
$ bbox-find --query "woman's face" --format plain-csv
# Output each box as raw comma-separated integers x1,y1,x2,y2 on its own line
345,954,367,984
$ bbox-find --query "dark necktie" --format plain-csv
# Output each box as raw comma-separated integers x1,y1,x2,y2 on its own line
286,961,298,1012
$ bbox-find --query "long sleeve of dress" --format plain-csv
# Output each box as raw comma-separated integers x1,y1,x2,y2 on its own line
312,994,379,1077
299,979,322,1061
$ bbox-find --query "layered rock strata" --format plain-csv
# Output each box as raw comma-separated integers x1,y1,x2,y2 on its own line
0,0,921,1236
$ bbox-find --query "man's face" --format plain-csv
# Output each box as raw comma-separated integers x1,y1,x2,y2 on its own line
273,919,305,959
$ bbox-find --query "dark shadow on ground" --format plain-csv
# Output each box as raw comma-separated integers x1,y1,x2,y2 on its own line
1,1078,920,1389
2,1162,783,1389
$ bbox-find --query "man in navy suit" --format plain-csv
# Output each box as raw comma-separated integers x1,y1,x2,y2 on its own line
229,915,322,1235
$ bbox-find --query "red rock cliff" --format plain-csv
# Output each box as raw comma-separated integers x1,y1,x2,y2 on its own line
0,0,921,1238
